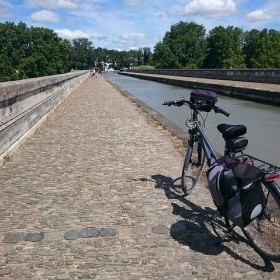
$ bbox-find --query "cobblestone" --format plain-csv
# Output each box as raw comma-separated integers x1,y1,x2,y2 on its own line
0,76,279,279
24,232,44,242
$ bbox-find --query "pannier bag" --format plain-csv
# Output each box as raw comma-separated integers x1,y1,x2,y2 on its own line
190,89,217,112
206,155,265,228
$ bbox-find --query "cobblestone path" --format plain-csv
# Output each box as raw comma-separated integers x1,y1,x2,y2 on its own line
0,76,279,279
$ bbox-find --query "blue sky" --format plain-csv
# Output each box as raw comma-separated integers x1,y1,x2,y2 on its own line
1,0,280,50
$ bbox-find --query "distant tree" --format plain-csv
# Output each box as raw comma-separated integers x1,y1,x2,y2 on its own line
205,26,245,68
143,47,152,65
127,49,142,67
118,51,131,68
105,49,120,68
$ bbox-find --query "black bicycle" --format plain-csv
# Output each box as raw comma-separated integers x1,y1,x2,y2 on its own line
163,89,280,262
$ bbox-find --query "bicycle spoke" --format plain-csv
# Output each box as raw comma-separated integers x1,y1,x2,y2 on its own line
242,182,280,261
181,141,205,195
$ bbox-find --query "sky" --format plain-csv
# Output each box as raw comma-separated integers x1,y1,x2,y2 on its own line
1,0,280,51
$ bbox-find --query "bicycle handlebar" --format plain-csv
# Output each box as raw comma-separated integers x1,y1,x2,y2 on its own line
162,98,230,117
162,98,191,107
213,106,230,117
162,99,190,107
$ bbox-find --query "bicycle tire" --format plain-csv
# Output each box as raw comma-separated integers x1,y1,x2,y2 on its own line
181,139,205,195
242,180,280,262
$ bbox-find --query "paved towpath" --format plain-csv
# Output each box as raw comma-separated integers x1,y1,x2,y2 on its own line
0,76,279,279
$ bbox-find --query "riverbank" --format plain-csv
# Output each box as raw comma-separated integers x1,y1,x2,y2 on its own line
119,71,280,106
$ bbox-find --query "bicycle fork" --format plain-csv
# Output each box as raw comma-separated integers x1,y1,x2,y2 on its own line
188,132,203,167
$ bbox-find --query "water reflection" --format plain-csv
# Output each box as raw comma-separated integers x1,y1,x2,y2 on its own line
105,72,280,166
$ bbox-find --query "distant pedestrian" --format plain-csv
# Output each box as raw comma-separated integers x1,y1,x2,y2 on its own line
95,68,101,78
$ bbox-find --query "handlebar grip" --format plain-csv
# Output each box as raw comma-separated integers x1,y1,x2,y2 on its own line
214,106,230,117
162,100,175,106
163,98,186,107
222,110,230,117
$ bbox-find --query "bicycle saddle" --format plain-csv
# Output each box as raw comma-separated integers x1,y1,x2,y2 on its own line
217,123,247,140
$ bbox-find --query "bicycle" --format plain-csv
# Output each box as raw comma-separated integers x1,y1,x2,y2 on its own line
163,89,280,262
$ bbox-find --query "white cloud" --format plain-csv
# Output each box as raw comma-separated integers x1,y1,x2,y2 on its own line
55,28,91,40
110,32,160,50
31,10,60,23
0,0,12,9
119,33,159,45
25,0,79,10
0,0,13,17
246,9,278,22
184,0,236,17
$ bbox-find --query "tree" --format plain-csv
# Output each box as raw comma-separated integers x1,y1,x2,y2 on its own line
0,22,71,81
24,26,70,75
205,26,245,68
0,22,35,80
70,38,94,70
153,42,179,69
246,29,280,68
243,29,260,68
156,21,207,68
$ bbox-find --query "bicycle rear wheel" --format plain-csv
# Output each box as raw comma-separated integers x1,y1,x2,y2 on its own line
181,138,205,195
242,181,280,262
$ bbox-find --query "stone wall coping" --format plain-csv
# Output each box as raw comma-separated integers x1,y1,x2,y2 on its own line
0,70,88,102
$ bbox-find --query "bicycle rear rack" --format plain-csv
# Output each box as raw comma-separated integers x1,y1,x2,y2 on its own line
239,154,280,182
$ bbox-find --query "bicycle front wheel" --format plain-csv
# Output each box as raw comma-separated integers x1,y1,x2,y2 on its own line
242,181,280,262
181,139,205,195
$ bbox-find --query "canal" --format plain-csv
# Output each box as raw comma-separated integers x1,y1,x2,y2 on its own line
104,72,280,166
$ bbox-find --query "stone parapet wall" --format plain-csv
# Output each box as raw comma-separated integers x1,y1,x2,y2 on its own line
119,71,280,105
126,69,280,84
0,71,88,164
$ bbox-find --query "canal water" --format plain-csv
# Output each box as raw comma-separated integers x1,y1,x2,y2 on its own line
104,72,280,166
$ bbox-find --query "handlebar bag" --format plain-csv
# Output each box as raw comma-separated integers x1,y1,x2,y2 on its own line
190,89,217,111
207,155,265,228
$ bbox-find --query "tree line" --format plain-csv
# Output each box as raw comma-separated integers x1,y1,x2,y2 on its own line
153,21,280,69
0,21,154,82
1,21,280,82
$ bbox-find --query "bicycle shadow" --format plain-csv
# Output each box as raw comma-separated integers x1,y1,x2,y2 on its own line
148,174,275,272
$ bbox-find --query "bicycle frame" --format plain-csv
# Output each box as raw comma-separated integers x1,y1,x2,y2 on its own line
195,123,218,167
